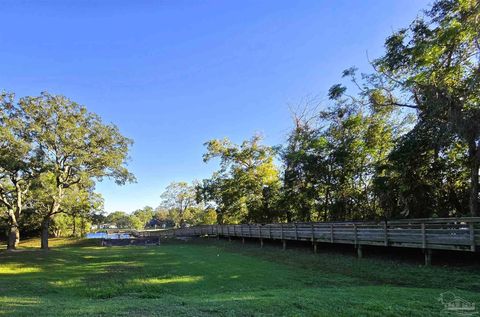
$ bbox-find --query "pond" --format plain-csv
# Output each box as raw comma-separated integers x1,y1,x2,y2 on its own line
86,232,131,239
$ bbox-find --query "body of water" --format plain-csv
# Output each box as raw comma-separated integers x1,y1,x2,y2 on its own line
86,232,131,239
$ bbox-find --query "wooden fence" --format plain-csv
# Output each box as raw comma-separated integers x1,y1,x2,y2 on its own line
139,217,479,251
138,217,480,264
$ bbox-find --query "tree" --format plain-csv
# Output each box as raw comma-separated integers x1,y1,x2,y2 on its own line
375,0,480,215
159,182,200,227
58,185,103,237
90,211,107,228
152,207,175,228
374,124,470,218
281,111,325,222
29,174,100,237
199,208,217,225
0,93,38,249
106,211,134,229
281,70,406,222
132,206,155,229
199,135,281,223
128,215,144,230
21,92,135,249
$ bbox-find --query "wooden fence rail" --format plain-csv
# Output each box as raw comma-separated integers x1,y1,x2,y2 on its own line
139,217,479,252
138,217,480,264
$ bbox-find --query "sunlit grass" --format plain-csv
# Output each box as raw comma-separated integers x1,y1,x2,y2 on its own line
12,237,99,248
131,275,204,285
0,238,479,316
0,267,43,275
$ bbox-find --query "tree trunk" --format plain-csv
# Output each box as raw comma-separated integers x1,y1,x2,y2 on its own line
72,214,76,237
285,210,292,223
41,218,50,250
468,142,479,217
80,216,85,237
42,198,62,249
324,188,330,222
7,210,20,250
7,224,19,250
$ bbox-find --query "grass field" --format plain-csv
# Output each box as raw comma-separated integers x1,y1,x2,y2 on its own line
0,238,479,316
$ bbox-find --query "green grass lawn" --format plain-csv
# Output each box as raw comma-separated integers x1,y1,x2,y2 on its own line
0,238,479,316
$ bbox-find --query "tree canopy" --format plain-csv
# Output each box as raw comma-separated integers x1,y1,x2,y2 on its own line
0,92,134,249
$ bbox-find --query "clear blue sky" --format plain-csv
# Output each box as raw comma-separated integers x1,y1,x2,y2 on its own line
1,0,430,213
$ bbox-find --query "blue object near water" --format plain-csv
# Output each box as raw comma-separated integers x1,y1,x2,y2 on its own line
86,232,131,239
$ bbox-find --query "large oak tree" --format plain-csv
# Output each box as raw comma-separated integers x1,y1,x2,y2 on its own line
21,93,135,249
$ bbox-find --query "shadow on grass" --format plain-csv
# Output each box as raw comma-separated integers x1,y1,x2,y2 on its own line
183,237,480,292
1,238,480,316
0,237,101,253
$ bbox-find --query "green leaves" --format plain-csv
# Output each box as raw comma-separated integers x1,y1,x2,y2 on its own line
376,0,480,216
0,92,135,245
159,181,202,226
200,136,281,223
20,93,135,187
328,84,347,100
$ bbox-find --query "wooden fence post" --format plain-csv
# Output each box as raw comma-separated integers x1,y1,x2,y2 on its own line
469,222,476,252
330,224,334,243
311,223,315,242
421,223,426,250
383,221,388,246
353,224,357,247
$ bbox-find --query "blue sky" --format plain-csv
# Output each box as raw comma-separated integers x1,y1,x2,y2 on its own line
1,0,430,213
